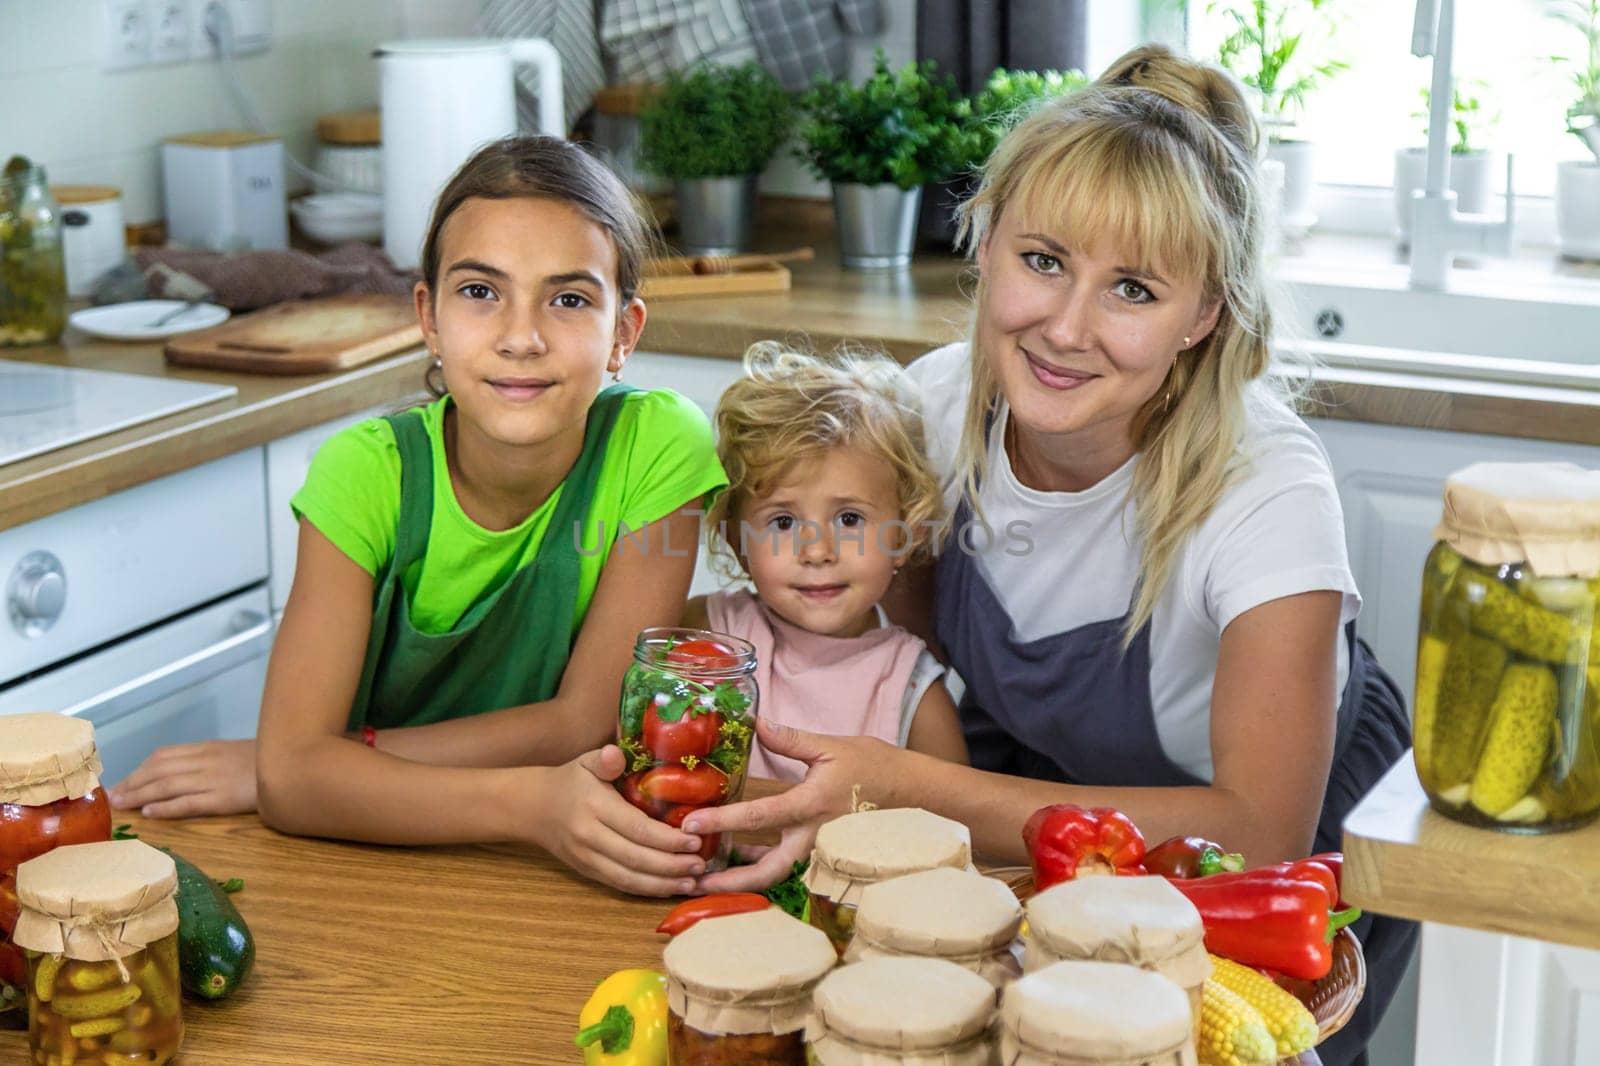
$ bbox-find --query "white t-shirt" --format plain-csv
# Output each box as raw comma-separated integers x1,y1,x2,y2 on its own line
906,342,1360,782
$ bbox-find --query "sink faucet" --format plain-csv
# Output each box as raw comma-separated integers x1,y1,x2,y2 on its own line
1408,0,1516,290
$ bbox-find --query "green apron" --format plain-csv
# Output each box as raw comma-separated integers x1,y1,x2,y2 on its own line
348,384,638,730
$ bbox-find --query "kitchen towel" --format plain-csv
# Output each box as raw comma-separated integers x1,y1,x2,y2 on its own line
114,244,415,312
481,0,605,131
600,0,759,85
740,0,884,91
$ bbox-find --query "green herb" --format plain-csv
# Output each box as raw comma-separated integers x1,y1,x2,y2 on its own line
796,49,981,189
764,860,811,921
712,681,752,720
1412,79,1497,154
703,716,754,777
640,62,794,179
112,824,139,841
619,734,654,773
1545,0,1600,156
216,878,244,894
966,67,1086,166
1209,0,1348,137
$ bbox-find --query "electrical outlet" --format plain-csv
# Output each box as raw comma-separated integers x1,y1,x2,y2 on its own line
193,0,269,59
148,0,191,64
103,0,151,70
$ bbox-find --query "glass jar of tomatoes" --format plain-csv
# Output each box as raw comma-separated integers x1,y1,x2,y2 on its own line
1414,463,1600,832
0,713,113,1023
15,839,184,1066
617,628,758,873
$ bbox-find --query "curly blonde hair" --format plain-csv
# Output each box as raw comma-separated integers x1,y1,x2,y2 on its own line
705,342,945,578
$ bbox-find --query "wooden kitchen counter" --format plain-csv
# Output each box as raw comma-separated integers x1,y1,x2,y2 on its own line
6,200,1600,532
1342,757,1600,950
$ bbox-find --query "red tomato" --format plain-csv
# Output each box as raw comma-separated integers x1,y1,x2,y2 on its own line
642,703,721,762
618,771,671,820
662,638,739,682
0,875,17,937
638,764,727,807
0,943,23,988
664,805,723,861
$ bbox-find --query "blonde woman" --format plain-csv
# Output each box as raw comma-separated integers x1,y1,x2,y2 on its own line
691,46,1413,1065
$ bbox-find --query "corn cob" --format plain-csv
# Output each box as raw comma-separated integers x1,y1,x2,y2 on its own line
1207,954,1319,1058
1469,663,1558,817
1197,981,1277,1065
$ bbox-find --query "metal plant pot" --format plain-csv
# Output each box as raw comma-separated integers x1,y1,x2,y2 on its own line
832,183,922,269
675,175,758,256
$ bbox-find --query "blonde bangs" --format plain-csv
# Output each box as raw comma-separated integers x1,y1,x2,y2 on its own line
977,111,1225,294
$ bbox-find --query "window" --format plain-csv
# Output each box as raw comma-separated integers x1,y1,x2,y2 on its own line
1185,0,1594,199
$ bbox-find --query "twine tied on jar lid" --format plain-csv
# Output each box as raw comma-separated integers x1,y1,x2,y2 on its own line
804,807,973,907
13,839,180,983
0,712,103,806
1434,461,1600,579
844,866,1023,988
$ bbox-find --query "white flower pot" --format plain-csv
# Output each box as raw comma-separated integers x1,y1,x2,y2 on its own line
1392,148,1494,246
1556,161,1600,261
1267,139,1316,237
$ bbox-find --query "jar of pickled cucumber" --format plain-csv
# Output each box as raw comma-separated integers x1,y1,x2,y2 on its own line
1022,875,1210,1051
1415,462,1600,832
14,839,184,1066
0,157,68,347
663,907,836,1065
805,956,997,1065
803,808,972,955
615,627,758,873
841,866,1022,993
997,960,1196,1066
0,713,114,1024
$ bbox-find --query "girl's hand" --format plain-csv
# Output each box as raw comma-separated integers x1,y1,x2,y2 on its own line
532,745,711,898
107,739,259,818
686,719,879,894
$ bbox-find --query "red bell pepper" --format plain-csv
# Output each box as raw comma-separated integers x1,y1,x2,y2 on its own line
1143,835,1246,879
656,893,771,935
1167,863,1362,981
1310,851,1348,909
1022,804,1147,891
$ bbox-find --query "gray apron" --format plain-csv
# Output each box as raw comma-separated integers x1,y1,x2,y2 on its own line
934,491,1417,1066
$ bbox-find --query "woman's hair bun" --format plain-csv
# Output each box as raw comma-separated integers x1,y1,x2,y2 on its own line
1095,43,1259,158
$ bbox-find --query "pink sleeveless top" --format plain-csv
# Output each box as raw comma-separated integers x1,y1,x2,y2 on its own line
706,589,930,782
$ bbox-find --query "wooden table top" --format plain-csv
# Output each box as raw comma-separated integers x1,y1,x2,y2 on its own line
1342,757,1600,950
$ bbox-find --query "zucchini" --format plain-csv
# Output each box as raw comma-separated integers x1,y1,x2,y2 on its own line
163,847,255,1000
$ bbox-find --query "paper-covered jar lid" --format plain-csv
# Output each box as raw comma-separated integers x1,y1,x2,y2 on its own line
998,960,1195,1065
851,866,1022,959
806,956,997,1064
1434,461,1600,578
663,907,836,1036
13,839,179,962
805,808,972,905
1024,876,1211,989
0,712,103,806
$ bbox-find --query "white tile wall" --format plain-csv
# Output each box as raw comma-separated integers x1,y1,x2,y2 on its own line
1,0,483,222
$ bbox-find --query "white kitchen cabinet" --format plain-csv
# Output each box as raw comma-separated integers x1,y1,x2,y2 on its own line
1309,417,1600,1066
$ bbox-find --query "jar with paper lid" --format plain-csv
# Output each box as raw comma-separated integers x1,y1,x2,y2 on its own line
842,866,1022,992
806,956,997,1065
1414,461,1600,831
0,712,113,1021
804,807,972,954
998,960,1196,1066
663,906,836,1064
1022,875,1209,1046
15,839,184,1065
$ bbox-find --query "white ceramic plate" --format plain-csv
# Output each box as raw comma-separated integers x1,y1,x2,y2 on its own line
68,300,231,342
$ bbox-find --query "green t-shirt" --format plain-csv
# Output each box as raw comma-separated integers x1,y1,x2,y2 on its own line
290,388,726,635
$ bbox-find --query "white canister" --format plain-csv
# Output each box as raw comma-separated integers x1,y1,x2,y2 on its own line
53,186,126,298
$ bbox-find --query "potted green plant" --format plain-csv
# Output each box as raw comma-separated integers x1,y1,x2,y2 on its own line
639,62,792,255
919,67,1088,247
1546,0,1600,259
796,51,977,268
1393,80,1498,246
1211,0,1348,237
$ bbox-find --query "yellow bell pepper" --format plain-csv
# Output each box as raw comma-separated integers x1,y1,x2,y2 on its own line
574,968,669,1066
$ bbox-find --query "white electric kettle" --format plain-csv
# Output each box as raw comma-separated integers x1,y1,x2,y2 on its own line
376,38,564,270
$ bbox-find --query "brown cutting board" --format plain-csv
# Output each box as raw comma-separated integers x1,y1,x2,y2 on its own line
163,294,423,375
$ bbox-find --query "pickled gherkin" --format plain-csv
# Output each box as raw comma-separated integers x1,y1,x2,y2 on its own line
1428,632,1507,791
1463,574,1584,665
1469,665,1559,817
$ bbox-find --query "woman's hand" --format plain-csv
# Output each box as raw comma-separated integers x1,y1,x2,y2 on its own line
107,739,258,818
531,745,712,898
686,719,889,893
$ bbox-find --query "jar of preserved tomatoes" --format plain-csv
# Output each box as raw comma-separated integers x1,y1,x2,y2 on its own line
804,808,972,955
842,866,1022,993
663,907,836,1065
806,956,997,1065
616,627,758,872
15,839,184,1066
997,960,1195,1066
1022,876,1210,1050
0,713,113,1022
1414,462,1600,832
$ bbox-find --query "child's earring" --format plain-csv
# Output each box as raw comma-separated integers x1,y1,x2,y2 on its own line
431,350,442,370
611,367,622,383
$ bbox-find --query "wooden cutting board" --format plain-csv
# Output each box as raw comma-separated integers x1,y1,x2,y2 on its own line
163,294,423,375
